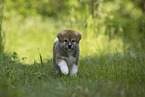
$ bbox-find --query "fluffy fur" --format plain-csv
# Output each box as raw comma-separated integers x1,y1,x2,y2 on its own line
53,30,82,76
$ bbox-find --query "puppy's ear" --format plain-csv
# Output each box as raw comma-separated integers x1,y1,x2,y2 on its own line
75,32,82,43
57,31,64,42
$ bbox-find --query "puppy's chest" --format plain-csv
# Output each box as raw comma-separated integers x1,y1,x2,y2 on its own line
64,52,76,66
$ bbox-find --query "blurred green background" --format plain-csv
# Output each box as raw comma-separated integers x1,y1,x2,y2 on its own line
1,0,145,63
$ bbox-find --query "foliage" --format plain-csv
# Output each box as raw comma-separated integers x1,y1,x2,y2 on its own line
0,0,5,54
3,0,144,62
131,0,145,13
5,0,69,17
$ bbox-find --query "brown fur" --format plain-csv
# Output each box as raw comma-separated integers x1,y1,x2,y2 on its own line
57,30,81,42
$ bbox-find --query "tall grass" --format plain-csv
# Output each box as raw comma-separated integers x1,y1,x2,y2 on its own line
0,46,144,97
3,0,144,64
0,0,4,54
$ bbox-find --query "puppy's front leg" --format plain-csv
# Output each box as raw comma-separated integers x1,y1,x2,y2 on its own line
70,64,78,76
57,60,69,75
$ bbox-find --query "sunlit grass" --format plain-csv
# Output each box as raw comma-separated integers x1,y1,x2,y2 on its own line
4,0,144,64
4,15,126,64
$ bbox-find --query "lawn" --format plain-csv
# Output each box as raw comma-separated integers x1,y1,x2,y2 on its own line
0,47,145,97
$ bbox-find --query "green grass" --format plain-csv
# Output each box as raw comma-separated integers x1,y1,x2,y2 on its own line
3,15,125,64
0,48,145,97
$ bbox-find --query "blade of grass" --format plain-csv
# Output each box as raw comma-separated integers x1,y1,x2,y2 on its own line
39,53,43,69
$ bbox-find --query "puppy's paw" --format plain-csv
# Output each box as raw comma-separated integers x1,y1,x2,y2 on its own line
58,60,69,75
70,64,78,76
70,73,77,76
60,66,69,75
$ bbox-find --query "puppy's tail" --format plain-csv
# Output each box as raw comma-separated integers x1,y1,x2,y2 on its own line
54,38,59,44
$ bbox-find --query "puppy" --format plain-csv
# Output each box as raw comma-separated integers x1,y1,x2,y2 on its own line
53,30,82,76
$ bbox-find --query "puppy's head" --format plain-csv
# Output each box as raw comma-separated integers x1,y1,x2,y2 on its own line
57,30,82,51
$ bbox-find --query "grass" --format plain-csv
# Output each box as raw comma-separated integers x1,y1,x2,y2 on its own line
3,15,125,64
0,48,145,97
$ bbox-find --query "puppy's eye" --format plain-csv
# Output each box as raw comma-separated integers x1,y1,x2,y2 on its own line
72,40,75,42
64,40,68,42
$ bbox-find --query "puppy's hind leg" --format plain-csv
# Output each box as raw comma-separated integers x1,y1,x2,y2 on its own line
57,60,69,75
53,57,60,75
54,66,60,75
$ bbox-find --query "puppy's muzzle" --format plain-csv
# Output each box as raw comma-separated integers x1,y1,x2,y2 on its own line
66,43,74,50
68,44,72,49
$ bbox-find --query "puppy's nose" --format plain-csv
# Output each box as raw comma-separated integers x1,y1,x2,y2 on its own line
68,44,72,48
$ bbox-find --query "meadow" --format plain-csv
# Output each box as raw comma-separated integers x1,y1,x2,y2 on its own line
0,0,145,97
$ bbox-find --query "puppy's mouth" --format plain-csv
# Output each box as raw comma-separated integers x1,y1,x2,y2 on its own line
65,45,74,51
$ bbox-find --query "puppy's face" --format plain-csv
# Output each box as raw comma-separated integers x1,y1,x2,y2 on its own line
57,30,82,51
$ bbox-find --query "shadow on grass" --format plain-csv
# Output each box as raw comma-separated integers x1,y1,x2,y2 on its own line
0,49,145,97
1,49,145,81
